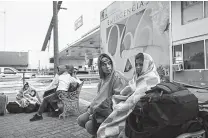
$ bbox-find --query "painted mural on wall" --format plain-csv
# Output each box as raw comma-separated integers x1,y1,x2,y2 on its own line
100,1,170,80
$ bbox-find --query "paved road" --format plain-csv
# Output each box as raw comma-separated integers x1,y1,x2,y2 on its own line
1,78,208,138
0,103,92,138
0,79,98,138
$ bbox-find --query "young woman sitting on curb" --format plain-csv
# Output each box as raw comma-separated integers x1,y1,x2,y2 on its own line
77,53,128,137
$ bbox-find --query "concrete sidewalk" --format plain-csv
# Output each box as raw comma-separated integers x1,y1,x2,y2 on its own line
0,84,97,138
0,102,91,138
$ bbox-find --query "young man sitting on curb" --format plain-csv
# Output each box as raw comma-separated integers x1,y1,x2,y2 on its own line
30,64,80,121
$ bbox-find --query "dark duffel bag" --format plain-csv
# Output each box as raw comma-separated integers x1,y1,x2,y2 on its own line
125,82,199,138
6,102,24,113
24,103,39,113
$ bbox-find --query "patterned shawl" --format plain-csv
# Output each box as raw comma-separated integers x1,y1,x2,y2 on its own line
97,53,160,138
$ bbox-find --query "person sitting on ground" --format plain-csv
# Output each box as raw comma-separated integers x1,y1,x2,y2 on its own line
97,52,161,138
30,64,80,121
16,82,41,113
77,53,128,137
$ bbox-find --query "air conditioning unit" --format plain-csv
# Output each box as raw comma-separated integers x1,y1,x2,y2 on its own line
172,63,184,72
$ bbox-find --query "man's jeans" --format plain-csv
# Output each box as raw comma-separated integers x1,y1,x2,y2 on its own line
37,92,60,115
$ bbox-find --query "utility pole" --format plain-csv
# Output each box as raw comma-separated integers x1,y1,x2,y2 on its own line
53,1,59,74
41,1,62,51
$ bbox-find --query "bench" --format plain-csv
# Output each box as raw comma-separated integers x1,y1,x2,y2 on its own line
58,81,84,119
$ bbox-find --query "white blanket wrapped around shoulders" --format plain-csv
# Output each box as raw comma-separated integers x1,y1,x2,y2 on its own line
97,53,160,138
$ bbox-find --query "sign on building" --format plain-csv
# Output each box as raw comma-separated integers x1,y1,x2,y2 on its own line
74,15,83,31
100,1,170,80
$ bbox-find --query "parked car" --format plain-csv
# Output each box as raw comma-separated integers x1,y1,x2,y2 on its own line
0,67,36,81
0,67,22,81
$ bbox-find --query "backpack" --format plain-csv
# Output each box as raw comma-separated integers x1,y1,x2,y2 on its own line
198,111,208,138
125,82,200,138
139,82,199,126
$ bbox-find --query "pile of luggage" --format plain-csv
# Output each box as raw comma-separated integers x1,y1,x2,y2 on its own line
125,82,208,138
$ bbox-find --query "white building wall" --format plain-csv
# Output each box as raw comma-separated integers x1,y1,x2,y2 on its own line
171,1,208,87
172,1,208,44
0,9,5,51
28,51,50,70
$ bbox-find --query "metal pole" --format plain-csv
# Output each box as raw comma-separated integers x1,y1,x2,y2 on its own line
41,1,62,51
23,72,25,86
169,1,173,82
53,1,59,74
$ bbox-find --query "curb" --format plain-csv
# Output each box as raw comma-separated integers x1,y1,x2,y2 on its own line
82,85,97,89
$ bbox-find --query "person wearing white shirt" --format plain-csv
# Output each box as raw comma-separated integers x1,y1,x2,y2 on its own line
45,73,59,92
56,71,78,91
30,64,78,121
43,66,81,114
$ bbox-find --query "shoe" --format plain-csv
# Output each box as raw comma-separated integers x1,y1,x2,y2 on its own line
30,114,43,121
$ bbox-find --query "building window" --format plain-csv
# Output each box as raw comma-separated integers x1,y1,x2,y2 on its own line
173,45,183,64
206,39,208,68
181,1,203,24
205,1,208,17
183,40,204,69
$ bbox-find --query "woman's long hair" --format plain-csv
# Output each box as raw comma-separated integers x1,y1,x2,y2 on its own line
97,53,114,79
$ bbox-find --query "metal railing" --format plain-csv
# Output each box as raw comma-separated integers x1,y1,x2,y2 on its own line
0,71,100,89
